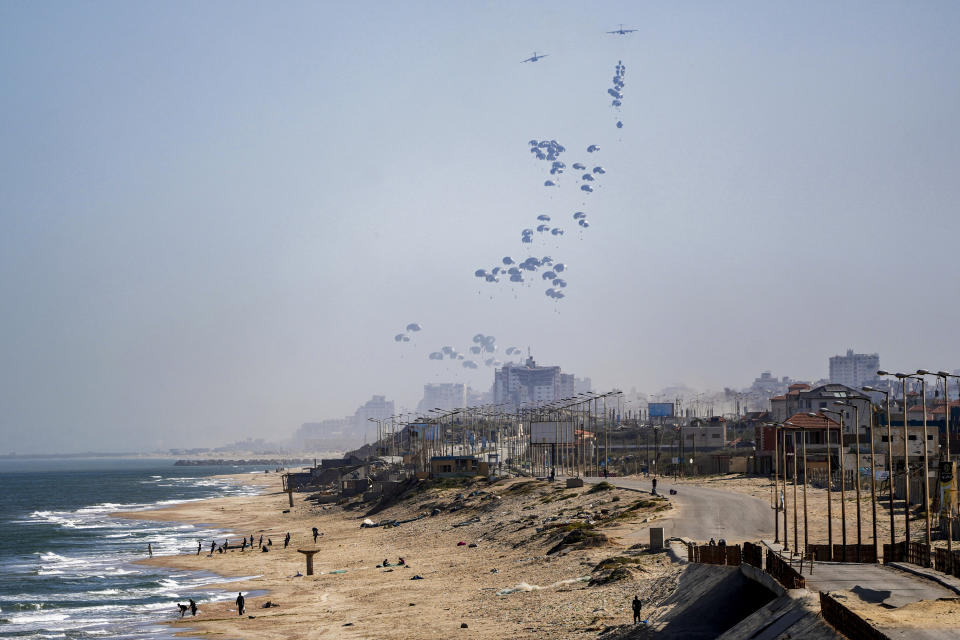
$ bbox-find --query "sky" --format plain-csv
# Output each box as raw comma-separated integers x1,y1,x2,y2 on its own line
2,1,960,453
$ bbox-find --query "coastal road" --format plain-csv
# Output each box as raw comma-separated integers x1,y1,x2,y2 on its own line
583,475,776,543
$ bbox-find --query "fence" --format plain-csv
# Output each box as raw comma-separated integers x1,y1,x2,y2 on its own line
688,543,741,565
935,548,960,578
765,549,805,589
819,591,892,640
743,541,763,568
883,541,931,567
806,543,877,563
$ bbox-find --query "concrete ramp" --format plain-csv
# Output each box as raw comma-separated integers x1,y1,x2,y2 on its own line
717,591,840,640
600,564,778,639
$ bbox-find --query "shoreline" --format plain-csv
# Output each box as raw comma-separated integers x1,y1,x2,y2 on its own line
112,471,281,639
117,473,683,639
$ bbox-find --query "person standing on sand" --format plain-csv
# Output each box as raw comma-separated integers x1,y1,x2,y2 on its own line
241,538,247,552
284,532,290,548
197,541,202,555
258,534,263,548
189,599,197,616
312,527,319,543
632,595,642,623
210,541,216,554
235,592,245,616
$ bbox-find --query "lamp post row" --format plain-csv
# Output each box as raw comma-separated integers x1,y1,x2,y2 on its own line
769,368,954,568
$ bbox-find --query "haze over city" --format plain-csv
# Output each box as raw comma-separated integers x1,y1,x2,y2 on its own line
2,1,960,454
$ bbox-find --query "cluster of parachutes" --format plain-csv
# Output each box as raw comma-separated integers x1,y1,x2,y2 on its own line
393,322,422,343
424,334,524,370
473,255,567,299
609,60,626,129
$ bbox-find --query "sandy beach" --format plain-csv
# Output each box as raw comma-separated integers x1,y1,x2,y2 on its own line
115,472,683,639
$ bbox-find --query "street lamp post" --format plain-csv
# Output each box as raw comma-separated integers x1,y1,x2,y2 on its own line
836,401,863,560
767,422,780,544
865,384,895,551
809,412,835,560
916,371,935,549
937,371,957,551
822,408,848,555
888,373,912,549
786,420,810,560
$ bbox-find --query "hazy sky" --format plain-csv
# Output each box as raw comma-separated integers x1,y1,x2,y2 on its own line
2,1,960,453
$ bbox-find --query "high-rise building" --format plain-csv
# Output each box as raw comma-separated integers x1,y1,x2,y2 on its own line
353,395,395,441
416,383,467,413
494,355,576,409
575,377,593,394
828,350,880,390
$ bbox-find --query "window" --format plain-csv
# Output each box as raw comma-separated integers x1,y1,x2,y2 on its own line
908,435,917,441
881,436,889,442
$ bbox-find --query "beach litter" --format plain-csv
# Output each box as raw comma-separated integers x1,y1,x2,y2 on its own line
496,575,590,596
410,575,424,580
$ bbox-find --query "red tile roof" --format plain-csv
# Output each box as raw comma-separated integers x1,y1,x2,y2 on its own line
783,412,840,429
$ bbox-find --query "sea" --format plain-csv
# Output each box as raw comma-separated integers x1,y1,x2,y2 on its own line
0,457,273,639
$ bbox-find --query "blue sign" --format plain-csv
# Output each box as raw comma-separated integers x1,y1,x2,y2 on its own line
649,402,675,418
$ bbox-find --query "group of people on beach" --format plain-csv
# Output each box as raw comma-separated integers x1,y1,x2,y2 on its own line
195,533,281,556
169,527,328,620
176,599,197,618
191,526,326,558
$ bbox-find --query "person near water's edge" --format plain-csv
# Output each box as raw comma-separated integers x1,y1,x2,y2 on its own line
632,595,642,623
189,599,197,616
197,541,202,555
236,592,245,616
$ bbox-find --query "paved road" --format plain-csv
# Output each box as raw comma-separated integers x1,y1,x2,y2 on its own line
799,562,956,608
582,475,776,543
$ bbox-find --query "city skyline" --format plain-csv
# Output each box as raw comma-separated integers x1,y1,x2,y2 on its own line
3,2,960,453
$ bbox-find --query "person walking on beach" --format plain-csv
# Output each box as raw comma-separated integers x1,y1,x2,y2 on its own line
241,538,247,552
148,543,153,558
312,527,319,543
197,541,202,555
189,599,197,616
235,592,245,616
632,595,642,624
210,541,216,554
284,532,290,548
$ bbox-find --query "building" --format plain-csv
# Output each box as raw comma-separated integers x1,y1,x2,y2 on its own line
429,455,489,478
353,395,395,441
575,377,593,394
493,355,575,409
683,417,727,450
829,349,880,390
416,383,467,413
770,383,871,434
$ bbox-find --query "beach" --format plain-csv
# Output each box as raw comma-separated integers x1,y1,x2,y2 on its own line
120,473,682,639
